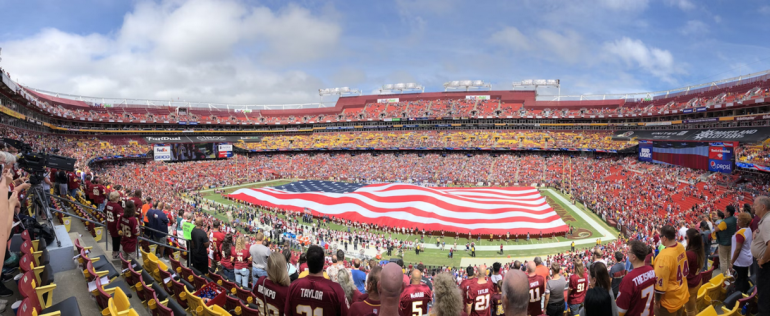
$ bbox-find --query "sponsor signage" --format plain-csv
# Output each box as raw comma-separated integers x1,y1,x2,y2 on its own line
218,144,233,152
465,95,491,100
153,145,172,161
708,159,733,173
377,98,399,103
144,135,263,143
612,127,770,143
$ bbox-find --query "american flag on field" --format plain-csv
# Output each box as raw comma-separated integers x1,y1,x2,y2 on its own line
228,181,568,235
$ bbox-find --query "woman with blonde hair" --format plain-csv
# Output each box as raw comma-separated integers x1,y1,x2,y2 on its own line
254,252,289,316
429,272,465,316
337,268,363,304
232,236,251,288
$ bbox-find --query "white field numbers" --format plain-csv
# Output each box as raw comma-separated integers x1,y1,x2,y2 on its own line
475,294,490,311
296,305,323,316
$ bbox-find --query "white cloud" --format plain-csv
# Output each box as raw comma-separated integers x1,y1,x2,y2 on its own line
603,37,684,83
599,0,650,11
0,0,341,104
489,27,532,51
680,20,709,36
489,28,584,64
664,0,695,11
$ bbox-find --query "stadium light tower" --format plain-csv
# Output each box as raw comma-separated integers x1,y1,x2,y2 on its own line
512,79,560,98
318,87,362,97
379,82,424,94
443,80,491,92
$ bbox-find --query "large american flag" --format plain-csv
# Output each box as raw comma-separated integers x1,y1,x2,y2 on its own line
228,181,568,235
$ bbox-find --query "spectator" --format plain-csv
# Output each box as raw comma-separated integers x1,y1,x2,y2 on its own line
254,252,289,316
351,259,367,294
400,269,432,316
219,234,235,281
190,217,210,274
616,240,655,316
544,262,567,316
249,232,271,284
582,262,617,316
731,212,753,294
654,225,689,316
501,270,529,316
349,266,382,315
337,268,362,306
417,263,433,292
568,259,589,315
327,250,346,283
534,256,549,281
282,248,298,282
750,196,770,316
379,263,404,315
715,205,737,274
285,245,349,315
685,229,705,316
147,203,169,257
526,262,545,316
609,251,626,298
490,262,503,285
233,236,251,288
118,200,140,260
210,220,225,269
104,191,123,259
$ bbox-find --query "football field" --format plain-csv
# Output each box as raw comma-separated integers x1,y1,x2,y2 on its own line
196,179,619,267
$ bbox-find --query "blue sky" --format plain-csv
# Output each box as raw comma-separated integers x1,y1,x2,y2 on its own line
1,0,769,105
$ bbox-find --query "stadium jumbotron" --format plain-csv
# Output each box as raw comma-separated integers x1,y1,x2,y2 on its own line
1,1,769,316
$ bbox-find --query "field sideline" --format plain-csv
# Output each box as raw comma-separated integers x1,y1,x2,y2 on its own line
195,179,619,267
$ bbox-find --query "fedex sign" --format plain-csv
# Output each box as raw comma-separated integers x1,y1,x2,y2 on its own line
153,145,172,161
708,159,732,173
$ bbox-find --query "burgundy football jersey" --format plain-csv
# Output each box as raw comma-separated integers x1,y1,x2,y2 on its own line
254,276,290,316
349,299,381,316
399,284,432,316
567,273,589,305
616,266,656,316
466,279,495,316
490,293,503,316
285,275,350,316
527,275,545,316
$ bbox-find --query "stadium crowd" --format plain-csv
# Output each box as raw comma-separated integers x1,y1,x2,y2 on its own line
2,122,770,315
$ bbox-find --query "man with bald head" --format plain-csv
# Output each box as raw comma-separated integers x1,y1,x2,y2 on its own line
349,266,382,316
397,268,432,316
526,261,545,316
466,264,495,316
190,217,210,274
502,270,529,316
752,195,770,315
378,263,404,315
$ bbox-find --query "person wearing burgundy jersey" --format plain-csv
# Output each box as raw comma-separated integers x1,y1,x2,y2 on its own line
349,266,382,316
210,220,226,269
92,178,107,211
567,260,589,315
465,265,495,316
104,192,124,259
502,270,530,316
285,245,350,316
255,252,290,316
233,236,251,288
67,171,80,197
460,266,475,307
399,269,432,316
219,234,235,281
525,262,545,316
616,240,656,316
129,190,143,213
118,200,140,260
490,281,503,316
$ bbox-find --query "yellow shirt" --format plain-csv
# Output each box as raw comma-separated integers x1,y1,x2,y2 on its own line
654,242,690,312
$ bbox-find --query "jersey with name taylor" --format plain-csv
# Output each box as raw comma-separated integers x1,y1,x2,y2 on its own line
285,275,350,316
466,279,495,316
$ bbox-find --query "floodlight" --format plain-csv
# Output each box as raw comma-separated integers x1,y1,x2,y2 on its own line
395,83,406,89
384,84,394,90
380,82,425,94
340,87,350,93
473,80,483,86
319,86,362,96
406,83,416,89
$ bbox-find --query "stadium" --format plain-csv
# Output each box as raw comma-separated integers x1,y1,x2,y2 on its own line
0,1,769,316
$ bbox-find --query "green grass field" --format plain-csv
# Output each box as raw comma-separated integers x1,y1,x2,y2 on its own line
194,179,619,267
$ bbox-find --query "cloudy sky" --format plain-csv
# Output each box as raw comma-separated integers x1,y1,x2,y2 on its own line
1,0,769,105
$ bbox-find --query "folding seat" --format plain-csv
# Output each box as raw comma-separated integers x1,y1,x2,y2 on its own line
191,273,208,290
148,292,187,316
168,277,191,309
184,286,205,315
85,261,133,298
17,271,82,316
196,303,232,316
81,249,121,281
236,301,261,316
234,286,256,305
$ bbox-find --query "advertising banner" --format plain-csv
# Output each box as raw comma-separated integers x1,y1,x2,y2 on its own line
708,159,733,173
218,144,233,152
638,140,653,162
377,98,399,103
465,95,491,100
144,135,263,143
611,127,770,143
153,145,172,161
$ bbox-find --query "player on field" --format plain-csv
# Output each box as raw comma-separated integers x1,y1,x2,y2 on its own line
653,225,690,316
285,245,350,316
616,240,656,316
399,269,432,316
465,265,495,316
526,262,545,316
